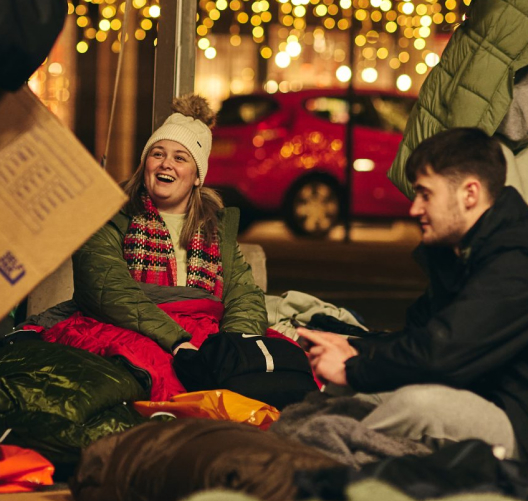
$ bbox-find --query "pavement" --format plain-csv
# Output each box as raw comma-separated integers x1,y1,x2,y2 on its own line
240,218,428,331
0,490,71,501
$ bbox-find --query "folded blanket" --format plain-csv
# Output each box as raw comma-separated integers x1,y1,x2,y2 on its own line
270,392,430,469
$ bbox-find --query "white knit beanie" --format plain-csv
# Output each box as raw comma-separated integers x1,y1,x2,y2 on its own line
140,112,212,186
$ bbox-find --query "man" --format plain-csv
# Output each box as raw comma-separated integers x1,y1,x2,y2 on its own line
298,128,528,460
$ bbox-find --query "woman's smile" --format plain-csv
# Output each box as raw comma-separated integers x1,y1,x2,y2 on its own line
156,173,176,183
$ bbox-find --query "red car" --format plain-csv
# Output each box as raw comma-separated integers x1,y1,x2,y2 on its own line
206,88,415,237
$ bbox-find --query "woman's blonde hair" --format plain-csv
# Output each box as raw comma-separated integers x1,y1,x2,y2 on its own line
122,94,224,247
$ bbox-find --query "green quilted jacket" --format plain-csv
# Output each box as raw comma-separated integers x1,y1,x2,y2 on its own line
72,207,268,352
388,0,528,199
0,340,147,467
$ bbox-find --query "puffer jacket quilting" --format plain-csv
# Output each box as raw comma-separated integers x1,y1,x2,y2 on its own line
72,207,268,352
388,0,528,199
0,340,147,466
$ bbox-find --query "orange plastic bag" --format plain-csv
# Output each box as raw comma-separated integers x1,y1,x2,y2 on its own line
0,445,54,493
134,389,280,430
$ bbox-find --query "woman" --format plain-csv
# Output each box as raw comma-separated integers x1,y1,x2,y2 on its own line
43,95,268,399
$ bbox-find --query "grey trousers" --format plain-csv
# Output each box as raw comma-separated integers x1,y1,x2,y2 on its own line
331,384,520,460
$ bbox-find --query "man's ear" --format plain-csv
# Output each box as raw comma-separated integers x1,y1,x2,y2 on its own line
461,177,481,210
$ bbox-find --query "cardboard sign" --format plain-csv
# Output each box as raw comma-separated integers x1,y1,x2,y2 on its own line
0,86,127,320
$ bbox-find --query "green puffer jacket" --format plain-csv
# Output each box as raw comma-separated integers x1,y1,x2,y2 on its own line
388,0,528,199
72,207,267,352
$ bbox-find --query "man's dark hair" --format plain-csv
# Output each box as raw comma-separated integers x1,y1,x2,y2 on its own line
405,128,506,201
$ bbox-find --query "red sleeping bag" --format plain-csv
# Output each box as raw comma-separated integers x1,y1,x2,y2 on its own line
41,299,224,401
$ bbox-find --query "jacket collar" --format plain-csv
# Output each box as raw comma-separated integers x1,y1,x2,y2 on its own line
414,187,528,281
459,186,528,266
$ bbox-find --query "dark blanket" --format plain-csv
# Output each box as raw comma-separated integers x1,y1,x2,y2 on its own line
295,440,528,501
70,418,342,501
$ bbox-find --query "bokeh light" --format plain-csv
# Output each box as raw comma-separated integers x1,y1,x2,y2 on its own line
396,74,412,91
362,68,378,83
336,65,352,82
265,80,279,93
204,47,217,59
275,51,291,68
76,41,89,53
286,41,302,57
425,52,440,67
148,5,160,18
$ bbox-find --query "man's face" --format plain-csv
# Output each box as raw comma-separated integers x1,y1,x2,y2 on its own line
410,166,467,247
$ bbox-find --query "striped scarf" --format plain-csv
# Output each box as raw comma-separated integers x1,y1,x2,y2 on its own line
123,194,223,298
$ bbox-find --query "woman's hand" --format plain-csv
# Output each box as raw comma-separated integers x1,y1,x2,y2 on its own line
172,342,199,356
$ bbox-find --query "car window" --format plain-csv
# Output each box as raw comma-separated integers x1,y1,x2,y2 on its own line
304,96,380,128
304,94,415,133
217,96,279,126
370,95,415,133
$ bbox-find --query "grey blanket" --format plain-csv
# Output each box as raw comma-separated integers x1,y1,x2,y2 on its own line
270,391,431,470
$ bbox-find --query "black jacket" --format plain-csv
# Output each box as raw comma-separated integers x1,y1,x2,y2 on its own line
0,0,67,91
346,187,528,456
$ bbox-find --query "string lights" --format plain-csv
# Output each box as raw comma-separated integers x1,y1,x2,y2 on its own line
68,0,161,55
67,0,471,91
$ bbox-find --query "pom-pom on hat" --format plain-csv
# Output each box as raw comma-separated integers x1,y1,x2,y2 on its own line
140,95,216,186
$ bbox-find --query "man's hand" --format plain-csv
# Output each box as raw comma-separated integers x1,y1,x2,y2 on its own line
297,327,358,386
172,342,199,356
